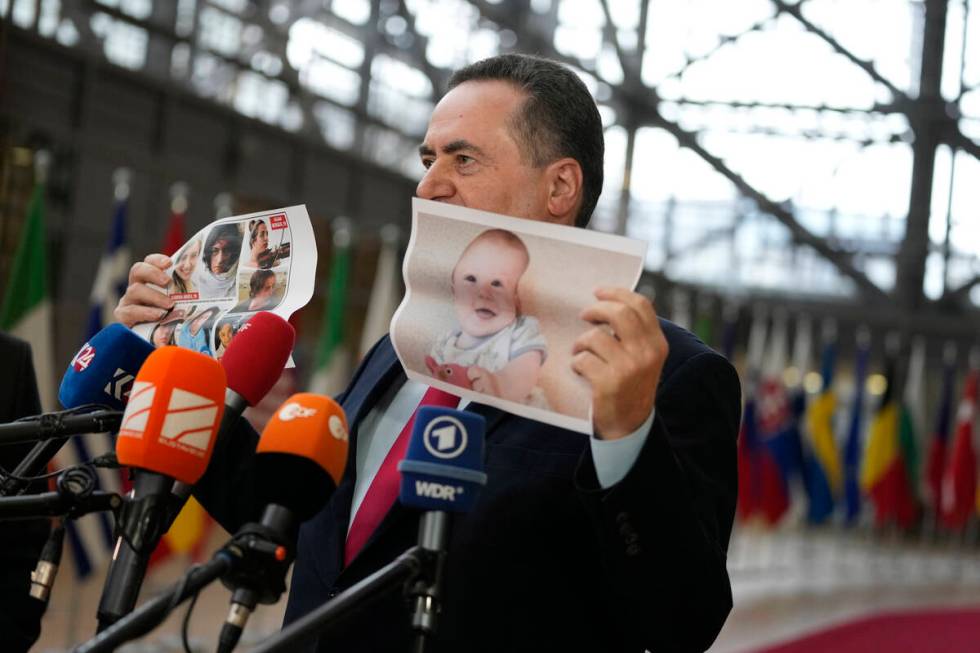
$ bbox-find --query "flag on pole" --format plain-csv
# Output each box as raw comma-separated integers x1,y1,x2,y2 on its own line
895,337,924,527
940,367,978,530
843,331,871,525
693,295,714,348
309,218,352,396
161,182,189,256
0,151,56,412
803,328,840,524
359,224,401,358
56,169,132,577
860,349,910,528
736,307,789,525
924,345,956,516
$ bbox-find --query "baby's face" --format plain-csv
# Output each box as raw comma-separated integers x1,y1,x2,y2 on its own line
452,240,526,338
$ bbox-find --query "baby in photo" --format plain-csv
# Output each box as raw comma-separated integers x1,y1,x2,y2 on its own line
427,229,548,407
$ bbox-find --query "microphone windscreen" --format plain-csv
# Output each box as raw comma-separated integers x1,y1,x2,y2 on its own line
116,346,227,484
220,312,295,406
255,393,349,520
398,407,487,512
59,324,155,410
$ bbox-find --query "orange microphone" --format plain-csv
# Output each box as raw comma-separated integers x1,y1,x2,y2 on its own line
217,393,348,653
98,346,226,630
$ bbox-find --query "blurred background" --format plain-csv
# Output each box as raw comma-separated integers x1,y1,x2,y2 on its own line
2,0,980,651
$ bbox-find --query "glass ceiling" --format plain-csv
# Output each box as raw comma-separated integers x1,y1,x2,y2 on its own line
7,0,980,305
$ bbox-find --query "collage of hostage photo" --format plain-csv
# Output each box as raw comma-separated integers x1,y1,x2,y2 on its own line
136,206,316,362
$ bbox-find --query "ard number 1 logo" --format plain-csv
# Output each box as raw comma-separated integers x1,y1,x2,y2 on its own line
422,416,468,459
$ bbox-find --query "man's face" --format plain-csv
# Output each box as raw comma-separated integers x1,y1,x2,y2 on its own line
209,238,235,273
418,80,559,223
452,239,526,338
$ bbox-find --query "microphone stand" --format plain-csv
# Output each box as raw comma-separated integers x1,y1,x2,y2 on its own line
0,466,122,520
75,517,295,653
251,511,451,653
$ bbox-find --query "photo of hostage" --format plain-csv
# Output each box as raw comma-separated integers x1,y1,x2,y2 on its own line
167,237,201,298
193,223,242,299
426,228,548,407
230,269,283,313
149,310,185,347
213,315,244,359
245,218,291,269
175,305,221,355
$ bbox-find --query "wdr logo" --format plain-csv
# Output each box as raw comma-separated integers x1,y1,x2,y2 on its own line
422,416,468,459
415,480,463,502
160,389,219,457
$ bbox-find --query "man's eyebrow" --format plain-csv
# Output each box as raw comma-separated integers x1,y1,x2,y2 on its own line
418,140,485,157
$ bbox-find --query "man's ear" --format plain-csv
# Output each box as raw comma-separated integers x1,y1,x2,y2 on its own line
544,157,583,227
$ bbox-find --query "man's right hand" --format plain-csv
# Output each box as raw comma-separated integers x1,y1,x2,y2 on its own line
114,253,175,327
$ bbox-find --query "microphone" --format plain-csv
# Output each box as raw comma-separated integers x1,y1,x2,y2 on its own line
169,311,296,509
0,410,122,446
217,393,348,653
95,346,226,631
0,324,153,496
397,406,487,647
97,312,293,628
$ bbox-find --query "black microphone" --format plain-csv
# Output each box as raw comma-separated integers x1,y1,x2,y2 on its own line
397,406,487,648
94,347,227,631
1,323,153,497
0,410,122,446
216,393,348,653
96,312,295,630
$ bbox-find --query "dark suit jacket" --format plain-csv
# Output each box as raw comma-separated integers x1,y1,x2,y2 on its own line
0,332,51,653
196,318,740,652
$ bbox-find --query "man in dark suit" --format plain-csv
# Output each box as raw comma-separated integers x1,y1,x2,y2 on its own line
116,54,740,652
0,332,52,653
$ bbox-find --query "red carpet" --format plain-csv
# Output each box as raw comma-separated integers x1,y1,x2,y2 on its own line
755,608,980,653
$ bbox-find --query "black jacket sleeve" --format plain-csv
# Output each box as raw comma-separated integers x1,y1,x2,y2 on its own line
576,349,741,652
0,333,51,653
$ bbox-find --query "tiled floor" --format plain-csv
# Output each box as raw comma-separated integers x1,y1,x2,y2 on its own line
33,525,980,652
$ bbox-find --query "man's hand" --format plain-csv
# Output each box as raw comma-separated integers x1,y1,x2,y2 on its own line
572,287,668,440
114,253,174,327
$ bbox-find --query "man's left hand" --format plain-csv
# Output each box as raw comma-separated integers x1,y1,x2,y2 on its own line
571,287,668,440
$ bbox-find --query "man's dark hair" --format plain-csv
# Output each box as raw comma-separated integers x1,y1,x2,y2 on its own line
203,224,242,272
448,54,604,228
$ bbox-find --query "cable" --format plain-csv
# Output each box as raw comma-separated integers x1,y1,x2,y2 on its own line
181,589,200,653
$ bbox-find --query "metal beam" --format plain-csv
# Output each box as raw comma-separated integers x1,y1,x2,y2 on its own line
895,0,948,311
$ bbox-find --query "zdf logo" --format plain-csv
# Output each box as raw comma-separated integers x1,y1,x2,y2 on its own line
278,402,318,422
422,416,468,459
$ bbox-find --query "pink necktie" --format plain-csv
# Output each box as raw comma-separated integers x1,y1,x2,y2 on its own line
344,386,460,566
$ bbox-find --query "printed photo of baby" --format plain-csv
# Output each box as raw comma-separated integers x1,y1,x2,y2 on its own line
391,198,647,435
426,229,548,408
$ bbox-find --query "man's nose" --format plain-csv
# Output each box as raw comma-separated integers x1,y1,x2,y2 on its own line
416,162,455,201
